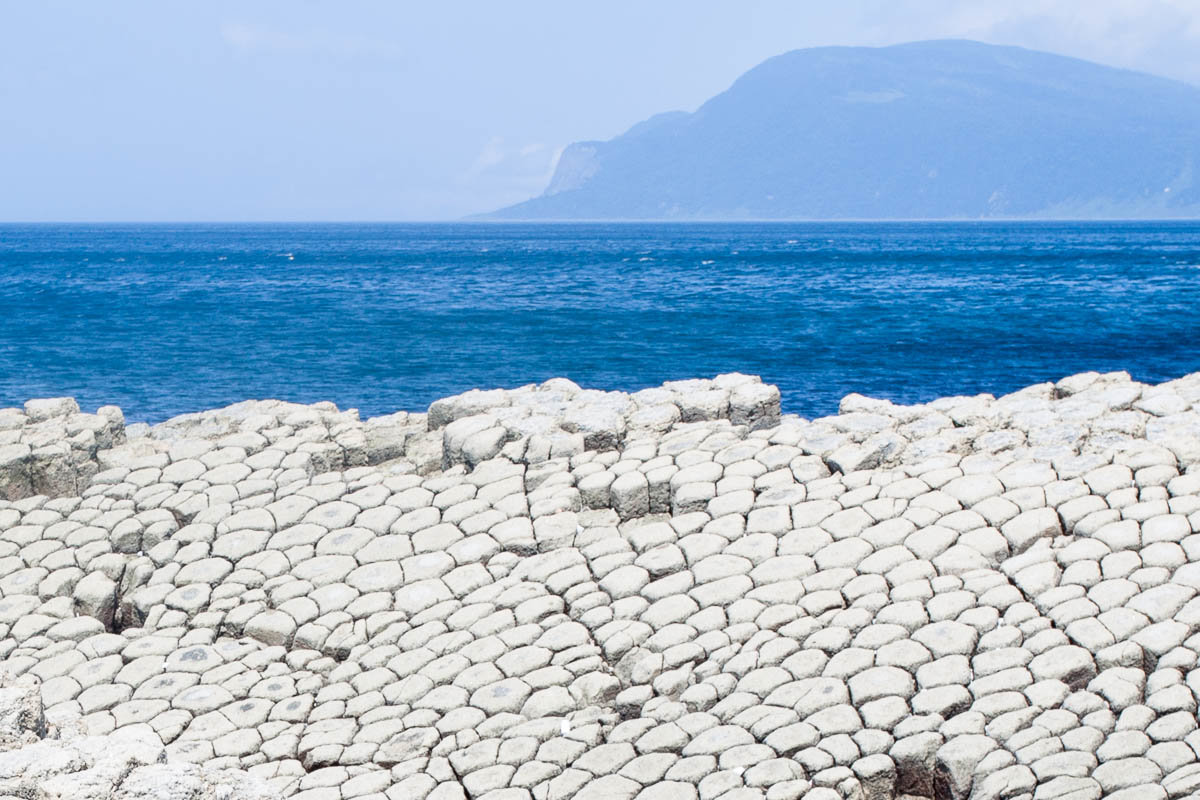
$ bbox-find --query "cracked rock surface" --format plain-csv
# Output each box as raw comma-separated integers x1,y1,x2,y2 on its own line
0,671,276,798
2,370,1200,799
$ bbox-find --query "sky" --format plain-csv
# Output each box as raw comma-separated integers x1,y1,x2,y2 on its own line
3,1,1200,221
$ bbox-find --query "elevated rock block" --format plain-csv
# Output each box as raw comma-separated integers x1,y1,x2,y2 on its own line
23,397,80,422
0,443,33,501
729,382,781,430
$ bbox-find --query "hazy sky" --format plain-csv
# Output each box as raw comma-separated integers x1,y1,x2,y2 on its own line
4,1,1200,221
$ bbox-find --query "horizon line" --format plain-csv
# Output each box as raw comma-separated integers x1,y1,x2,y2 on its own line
4,217,1200,225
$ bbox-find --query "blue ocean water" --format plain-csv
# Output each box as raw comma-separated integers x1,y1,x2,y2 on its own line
1,222,1198,424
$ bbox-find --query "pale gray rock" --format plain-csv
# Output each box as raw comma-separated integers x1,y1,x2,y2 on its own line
0,674,278,798
6,372,1200,798
1001,507,1061,554
729,382,781,430
24,397,80,423
428,389,511,430
934,734,997,799
611,471,650,521
0,444,33,501
72,571,118,630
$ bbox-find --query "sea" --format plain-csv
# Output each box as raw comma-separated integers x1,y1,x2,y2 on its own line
1,222,1198,424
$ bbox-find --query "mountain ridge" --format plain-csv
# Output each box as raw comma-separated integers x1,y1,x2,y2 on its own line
485,40,1200,220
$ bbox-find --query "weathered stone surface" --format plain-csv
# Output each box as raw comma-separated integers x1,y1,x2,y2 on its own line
0,674,277,798
2,370,1200,799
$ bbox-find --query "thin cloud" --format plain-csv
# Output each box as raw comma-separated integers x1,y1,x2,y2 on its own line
460,138,565,202
851,0,1200,85
220,23,299,51
466,137,508,177
219,22,405,62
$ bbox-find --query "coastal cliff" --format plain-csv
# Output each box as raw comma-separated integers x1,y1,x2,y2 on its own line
489,40,1200,220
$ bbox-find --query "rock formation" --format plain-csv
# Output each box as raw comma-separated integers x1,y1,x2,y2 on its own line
488,40,1200,220
2,370,1200,799
0,672,275,798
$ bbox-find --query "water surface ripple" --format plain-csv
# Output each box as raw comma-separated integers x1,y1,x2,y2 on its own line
2,222,1198,423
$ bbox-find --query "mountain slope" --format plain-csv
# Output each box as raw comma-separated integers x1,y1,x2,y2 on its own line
488,40,1200,219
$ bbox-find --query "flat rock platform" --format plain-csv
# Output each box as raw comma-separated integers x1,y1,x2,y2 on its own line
3,370,1200,800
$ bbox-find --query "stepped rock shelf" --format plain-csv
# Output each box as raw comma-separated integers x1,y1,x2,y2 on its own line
2,372,1200,800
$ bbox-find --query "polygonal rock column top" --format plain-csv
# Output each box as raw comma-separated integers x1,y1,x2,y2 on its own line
0,369,1199,799
23,397,81,422
0,672,278,798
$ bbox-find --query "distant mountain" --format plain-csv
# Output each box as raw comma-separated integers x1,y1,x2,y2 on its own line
487,40,1200,220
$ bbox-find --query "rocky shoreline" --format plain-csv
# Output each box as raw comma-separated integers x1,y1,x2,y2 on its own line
2,370,1200,799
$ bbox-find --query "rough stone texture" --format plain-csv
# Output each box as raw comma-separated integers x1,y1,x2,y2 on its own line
3,369,1200,799
0,672,276,798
